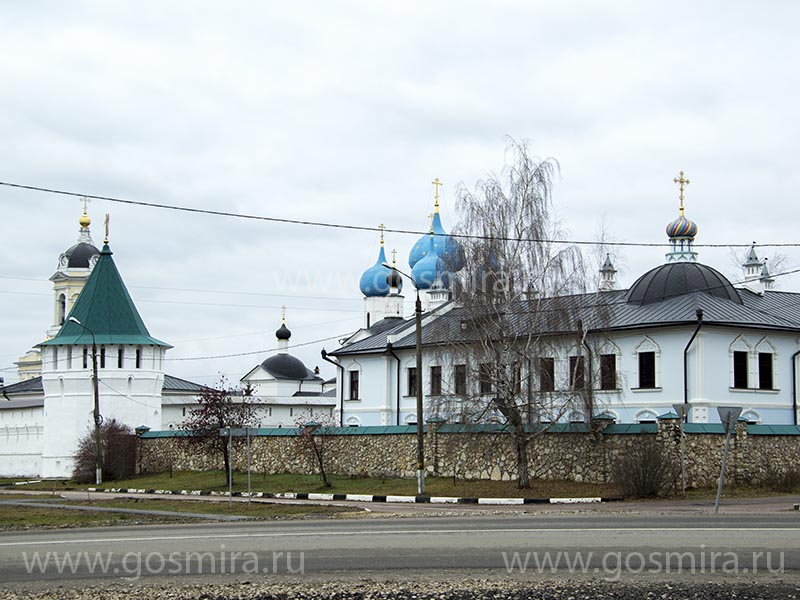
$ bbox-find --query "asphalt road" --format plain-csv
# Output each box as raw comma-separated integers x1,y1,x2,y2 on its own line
1,512,798,583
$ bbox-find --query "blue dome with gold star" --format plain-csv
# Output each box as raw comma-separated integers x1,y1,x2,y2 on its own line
411,234,442,290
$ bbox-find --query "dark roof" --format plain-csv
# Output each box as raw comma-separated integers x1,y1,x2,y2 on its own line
64,242,100,268
1,376,44,395
626,262,742,305
40,244,170,348
0,374,203,397
163,374,206,393
332,286,800,357
261,354,321,381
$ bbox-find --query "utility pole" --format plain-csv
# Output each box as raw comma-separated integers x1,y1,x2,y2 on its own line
69,317,102,484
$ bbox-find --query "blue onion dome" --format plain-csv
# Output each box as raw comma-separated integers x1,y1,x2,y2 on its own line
411,234,443,290
666,214,698,239
408,211,464,272
359,245,392,297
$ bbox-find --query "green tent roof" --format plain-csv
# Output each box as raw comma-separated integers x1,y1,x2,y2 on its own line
40,243,171,348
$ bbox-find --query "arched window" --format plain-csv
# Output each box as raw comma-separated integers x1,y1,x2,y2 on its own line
58,294,66,325
636,409,658,424
346,416,361,428
405,413,417,425
755,338,777,390
633,336,661,389
741,410,760,424
730,336,753,389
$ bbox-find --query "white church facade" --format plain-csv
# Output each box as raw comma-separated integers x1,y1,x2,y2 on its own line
327,174,800,428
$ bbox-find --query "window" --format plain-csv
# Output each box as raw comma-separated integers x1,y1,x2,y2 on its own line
66,347,72,369
637,410,658,424
600,354,616,390
569,356,585,390
99,346,106,369
638,352,656,389
83,347,88,369
135,348,142,369
182,407,186,417
349,370,360,400
758,352,774,389
407,367,418,396
117,348,124,369
539,357,555,392
58,294,66,325
454,364,467,395
479,363,493,394
733,351,748,389
430,366,442,395
52,347,58,370
512,363,522,395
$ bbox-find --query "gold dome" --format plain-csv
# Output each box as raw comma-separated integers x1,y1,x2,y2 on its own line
79,210,91,228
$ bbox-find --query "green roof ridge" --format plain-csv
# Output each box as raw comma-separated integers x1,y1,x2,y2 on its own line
40,243,171,348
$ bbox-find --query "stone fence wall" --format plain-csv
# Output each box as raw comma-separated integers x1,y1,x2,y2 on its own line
137,418,800,488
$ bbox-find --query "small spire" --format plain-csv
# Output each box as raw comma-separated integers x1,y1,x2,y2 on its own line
432,177,442,213
281,304,286,324
378,223,385,247
673,170,690,216
103,213,110,244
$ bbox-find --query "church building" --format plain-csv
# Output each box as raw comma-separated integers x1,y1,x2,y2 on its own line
327,173,800,427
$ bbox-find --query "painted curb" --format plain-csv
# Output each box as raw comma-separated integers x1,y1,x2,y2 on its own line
85,487,624,505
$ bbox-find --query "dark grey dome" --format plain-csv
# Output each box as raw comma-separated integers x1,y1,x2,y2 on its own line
64,242,100,268
387,269,402,289
626,262,742,305
275,324,291,340
261,354,310,380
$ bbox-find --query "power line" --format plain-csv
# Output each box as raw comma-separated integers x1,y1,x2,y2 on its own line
0,180,791,249
164,332,352,361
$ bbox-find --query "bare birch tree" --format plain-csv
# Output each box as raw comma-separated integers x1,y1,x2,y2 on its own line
440,139,601,488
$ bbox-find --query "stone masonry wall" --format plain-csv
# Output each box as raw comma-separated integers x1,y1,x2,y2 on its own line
138,420,800,488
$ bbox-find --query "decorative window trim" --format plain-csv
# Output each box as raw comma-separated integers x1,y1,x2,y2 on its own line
633,336,660,390
635,409,658,424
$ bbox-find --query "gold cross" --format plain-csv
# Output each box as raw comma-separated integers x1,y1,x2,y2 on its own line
104,213,110,243
81,196,90,213
673,170,690,215
281,304,286,324
391,248,397,266
378,223,385,246
431,177,442,212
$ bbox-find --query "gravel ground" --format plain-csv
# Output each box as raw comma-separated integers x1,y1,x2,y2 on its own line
5,577,800,599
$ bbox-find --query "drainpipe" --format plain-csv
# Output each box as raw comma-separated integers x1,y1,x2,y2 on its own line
387,342,402,426
321,349,344,426
792,349,800,426
683,308,704,410
577,320,593,419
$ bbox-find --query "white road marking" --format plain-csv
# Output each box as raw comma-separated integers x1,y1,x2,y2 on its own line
0,527,799,547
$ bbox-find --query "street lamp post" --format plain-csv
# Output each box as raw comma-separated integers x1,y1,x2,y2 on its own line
69,317,102,485
384,263,425,496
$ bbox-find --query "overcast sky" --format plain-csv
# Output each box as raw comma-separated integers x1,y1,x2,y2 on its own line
2,1,799,386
